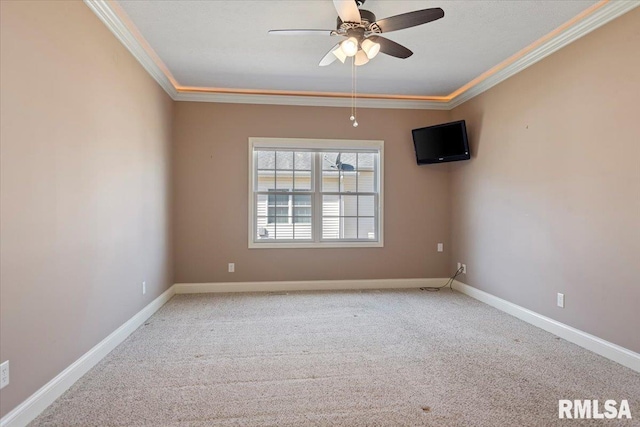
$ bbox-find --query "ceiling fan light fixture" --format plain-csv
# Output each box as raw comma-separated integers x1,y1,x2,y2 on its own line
340,37,359,57
332,46,347,63
354,50,369,66
361,38,380,59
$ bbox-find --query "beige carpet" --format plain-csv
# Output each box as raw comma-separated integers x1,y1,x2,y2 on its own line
31,289,639,426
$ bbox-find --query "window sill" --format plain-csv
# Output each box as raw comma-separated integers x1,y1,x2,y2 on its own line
248,241,384,249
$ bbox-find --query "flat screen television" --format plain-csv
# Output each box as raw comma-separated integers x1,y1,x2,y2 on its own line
412,120,470,164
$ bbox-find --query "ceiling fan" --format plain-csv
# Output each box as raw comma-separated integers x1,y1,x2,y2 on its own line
268,0,444,67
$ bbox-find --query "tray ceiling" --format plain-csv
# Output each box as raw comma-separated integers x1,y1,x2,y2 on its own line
116,0,599,98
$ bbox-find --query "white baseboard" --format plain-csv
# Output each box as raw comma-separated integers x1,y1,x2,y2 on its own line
6,278,636,427
452,280,640,373
174,277,448,294
0,278,440,426
0,286,176,427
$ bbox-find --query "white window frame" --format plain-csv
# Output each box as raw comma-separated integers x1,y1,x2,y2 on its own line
248,137,384,249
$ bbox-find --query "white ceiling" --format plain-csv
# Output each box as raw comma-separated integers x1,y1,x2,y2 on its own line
117,0,598,97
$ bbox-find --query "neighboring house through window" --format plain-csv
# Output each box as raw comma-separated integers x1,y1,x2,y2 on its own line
267,191,311,224
249,138,384,248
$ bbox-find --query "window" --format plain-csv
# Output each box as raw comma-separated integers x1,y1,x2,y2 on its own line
249,138,384,248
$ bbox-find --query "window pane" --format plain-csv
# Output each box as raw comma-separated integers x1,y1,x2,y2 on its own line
294,170,312,191
267,192,290,222
338,152,356,171
257,151,275,169
293,223,312,240
276,151,293,170
275,170,293,190
357,153,375,170
342,195,357,217
358,217,375,239
341,171,357,193
267,210,289,224
323,152,339,170
322,217,340,239
267,198,288,221
275,222,293,239
256,170,275,191
321,217,360,240
322,195,340,216
357,171,374,193
293,214,311,223
294,206,311,215
294,195,311,218
256,194,268,217
358,195,375,217
271,194,289,206
294,152,312,170
256,217,273,240
343,217,358,239
294,194,311,207
274,207,288,216
322,170,340,192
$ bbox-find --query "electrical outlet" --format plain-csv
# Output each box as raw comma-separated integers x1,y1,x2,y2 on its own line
142,281,146,295
457,262,461,271
437,243,443,252
228,263,235,273
557,293,565,308
461,264,467,274
0,360,9,389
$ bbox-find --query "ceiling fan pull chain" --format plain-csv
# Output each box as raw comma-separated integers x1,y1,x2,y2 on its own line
353,57,358,127
350,57,355,123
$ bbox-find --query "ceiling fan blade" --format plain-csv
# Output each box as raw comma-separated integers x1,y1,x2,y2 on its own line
373,8,444,33
368,36,413,59
319,44,341,66
268,29,335,36
333,0,361,23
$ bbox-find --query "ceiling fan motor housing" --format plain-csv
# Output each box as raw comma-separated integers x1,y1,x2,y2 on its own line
337,9,376,28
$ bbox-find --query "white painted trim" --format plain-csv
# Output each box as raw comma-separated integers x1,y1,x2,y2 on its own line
84,0,638,109
452,280,640,373
83,0,178,99
448,1,640,108
5,278,636,426
175,278,446,294
247,138,384,249
248,241,384,249
0,286,176,427
250,138,384,150
84,1,639,110
173,91,450,110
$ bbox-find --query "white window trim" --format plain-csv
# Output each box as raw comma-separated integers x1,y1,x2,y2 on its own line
248,137,384,249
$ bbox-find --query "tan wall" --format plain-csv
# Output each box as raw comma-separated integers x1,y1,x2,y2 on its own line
450,9,640,352
173,102,452,283
0,0,173,417
3,0,638,419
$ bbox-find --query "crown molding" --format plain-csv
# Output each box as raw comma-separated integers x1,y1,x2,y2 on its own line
173,90,452,110
448,0,640,109
83,0,177,99
85,0,638,110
